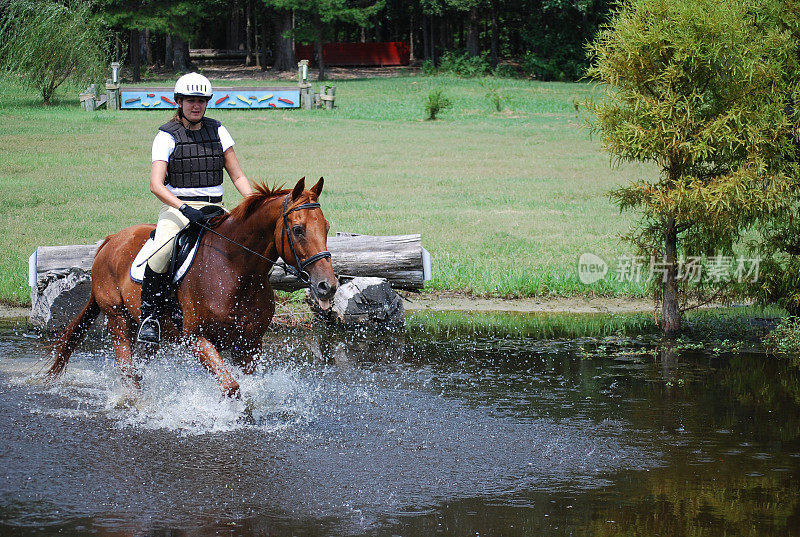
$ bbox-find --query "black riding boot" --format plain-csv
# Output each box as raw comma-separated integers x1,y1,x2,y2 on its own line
137,266,169,344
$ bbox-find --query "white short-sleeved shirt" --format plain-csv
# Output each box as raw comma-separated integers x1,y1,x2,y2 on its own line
151,125,235,198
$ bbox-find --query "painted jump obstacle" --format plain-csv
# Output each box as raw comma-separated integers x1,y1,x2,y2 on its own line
81,60,336,111
29,233,432,331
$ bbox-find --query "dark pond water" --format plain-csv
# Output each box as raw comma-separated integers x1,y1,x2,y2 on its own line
1,309,799,536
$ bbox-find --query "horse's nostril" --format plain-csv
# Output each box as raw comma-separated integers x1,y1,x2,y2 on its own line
318,281,331,295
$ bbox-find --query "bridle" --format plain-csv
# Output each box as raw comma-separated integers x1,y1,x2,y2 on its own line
281,194,332,283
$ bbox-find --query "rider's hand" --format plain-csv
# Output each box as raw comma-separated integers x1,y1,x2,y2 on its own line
179,204,207,225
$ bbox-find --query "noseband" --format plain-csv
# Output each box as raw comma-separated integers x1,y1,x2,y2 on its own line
281,195,332,283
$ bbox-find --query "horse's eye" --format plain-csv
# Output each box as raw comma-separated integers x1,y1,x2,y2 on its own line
292,225,305,236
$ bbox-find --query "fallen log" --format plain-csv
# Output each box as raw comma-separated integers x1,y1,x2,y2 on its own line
29,233,431,330
271,233,431,290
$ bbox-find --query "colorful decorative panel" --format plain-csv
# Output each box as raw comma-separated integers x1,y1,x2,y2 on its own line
120,87,300,110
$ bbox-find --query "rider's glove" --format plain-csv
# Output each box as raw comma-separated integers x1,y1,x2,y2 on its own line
179,204,207,225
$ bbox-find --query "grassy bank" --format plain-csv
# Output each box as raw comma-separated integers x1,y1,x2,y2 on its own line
0,74,655,306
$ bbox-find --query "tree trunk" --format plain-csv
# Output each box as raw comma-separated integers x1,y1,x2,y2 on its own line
144,29,153,65
391,11,400,41
273,9,295,71
430,15,437,64
260,11,269,70
173,35,190,72
409,12,415,61
490,1,498,68
115,32,122,63
254,5,260,69
466,7,479,57
130,29,141,82
228,0,241,51
439,16,450,54
165,34,174,70
246,0,253,66
422,15,430,61
662,217,681,335
314,12,326,81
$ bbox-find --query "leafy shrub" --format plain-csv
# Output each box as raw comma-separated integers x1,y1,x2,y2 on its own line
483,84,503,112
428,51,490,78
492,63,519,78
763,317,800,355
522,49,586,81
0,0,110,104
748,208,800,317
421,59,436,76
425,88,451,120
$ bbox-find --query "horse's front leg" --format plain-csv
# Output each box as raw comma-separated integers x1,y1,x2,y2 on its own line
190,335,240,397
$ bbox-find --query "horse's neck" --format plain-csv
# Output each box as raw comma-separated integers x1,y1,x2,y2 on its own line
215,196,283,266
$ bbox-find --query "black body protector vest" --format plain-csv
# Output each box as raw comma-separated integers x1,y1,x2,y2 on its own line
159,118,224,189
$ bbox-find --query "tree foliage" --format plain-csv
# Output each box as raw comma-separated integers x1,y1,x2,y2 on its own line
585,0,800,332
94,0,206,40
0,0,110,104
266,0,384,79
87,0,614,81
745,1,800,316
522,0,612,80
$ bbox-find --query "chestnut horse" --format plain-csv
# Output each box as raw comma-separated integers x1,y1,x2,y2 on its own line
47,177,337,397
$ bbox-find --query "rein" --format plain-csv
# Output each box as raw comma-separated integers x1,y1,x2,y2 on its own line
196,194,330,283
135,194,331,284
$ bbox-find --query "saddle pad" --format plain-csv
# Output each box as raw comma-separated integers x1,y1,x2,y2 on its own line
130,237,199,284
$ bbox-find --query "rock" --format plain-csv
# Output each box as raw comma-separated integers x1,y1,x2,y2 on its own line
308,277,405,327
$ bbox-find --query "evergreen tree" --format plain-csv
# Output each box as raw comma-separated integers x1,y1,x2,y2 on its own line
585,0,800,334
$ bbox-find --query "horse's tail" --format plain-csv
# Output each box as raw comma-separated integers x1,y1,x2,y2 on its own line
47,237,111,379
47,291,101,378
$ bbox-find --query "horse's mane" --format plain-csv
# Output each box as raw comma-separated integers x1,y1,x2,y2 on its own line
219,182,290,223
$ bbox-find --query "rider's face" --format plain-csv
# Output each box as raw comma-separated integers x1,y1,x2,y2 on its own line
180,96,208,123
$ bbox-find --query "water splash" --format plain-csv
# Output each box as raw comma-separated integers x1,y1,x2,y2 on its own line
6,347,317,436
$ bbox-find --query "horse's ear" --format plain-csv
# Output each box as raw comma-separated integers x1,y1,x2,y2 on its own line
310,177,324,198
291,177,306,201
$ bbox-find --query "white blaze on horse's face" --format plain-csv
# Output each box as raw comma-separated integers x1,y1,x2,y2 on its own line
280,177,338,310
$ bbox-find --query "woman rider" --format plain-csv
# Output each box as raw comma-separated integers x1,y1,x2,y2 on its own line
138,72,253,344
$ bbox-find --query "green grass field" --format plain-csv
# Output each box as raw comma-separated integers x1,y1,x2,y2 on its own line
0,74,656,306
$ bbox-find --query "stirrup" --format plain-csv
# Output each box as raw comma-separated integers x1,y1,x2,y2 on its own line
137,315,161,344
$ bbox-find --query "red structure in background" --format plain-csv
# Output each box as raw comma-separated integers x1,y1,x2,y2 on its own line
296,42,410,67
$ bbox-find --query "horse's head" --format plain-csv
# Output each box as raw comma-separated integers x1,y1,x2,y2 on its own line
277,177,338,310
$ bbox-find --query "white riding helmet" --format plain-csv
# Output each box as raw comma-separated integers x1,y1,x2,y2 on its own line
174,72,213,100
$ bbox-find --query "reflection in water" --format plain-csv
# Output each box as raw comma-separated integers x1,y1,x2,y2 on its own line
1,308,799,536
